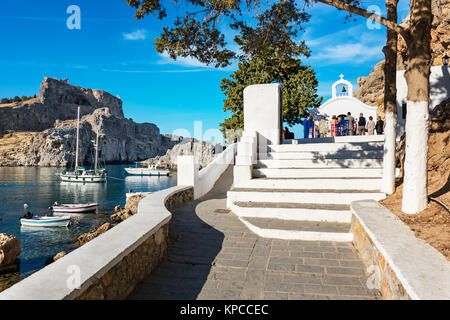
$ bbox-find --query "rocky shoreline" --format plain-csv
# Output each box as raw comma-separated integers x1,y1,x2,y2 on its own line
145,139,223,170
0,234,21,292
0,195,147,293
74,194,144,247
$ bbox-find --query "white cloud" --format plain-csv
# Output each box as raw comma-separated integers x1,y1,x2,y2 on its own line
307,42,383,65
100,68,211,73
158,52,211,68
157,52,235,71
302,22,385,66
122,29,147,41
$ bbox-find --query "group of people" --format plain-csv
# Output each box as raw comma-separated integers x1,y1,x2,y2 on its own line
302,112,384,139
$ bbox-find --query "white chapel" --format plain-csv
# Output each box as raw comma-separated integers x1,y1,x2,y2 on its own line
310,74,378,121
311,66,450,137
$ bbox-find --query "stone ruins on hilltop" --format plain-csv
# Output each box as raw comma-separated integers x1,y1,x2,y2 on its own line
0,77,179,166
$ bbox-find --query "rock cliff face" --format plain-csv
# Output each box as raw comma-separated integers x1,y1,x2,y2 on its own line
353,0,449,110
146,140,223,169
0,234,20,274
0,78,179,166
0,77,123,133
397,0,450,69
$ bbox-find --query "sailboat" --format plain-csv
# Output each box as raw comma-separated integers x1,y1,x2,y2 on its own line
59,106,107,183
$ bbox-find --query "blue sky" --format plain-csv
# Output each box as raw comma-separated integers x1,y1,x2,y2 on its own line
0,0,411,140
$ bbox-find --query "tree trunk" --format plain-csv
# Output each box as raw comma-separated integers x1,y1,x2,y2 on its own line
381,0,398,195
401,0,432,214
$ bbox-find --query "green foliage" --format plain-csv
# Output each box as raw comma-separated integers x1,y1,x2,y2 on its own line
1,95,36,104
125,0,323,141
218,1,322,139
126,0,311,68
219,56,322,139
231,0,311,61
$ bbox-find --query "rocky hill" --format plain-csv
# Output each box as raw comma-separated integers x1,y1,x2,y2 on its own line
0,78,178,166
145,139,223,169
353,0,449,110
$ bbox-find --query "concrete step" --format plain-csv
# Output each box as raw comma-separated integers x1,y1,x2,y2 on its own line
284,135,384,144
268,142,383,153
227,188,386,205
256,158,383,169
230,201,352,223
236,177,382,190
263,150,383,160
238,216,353,242
253,167,384,178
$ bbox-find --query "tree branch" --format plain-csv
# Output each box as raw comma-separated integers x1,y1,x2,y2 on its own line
314,0,405,34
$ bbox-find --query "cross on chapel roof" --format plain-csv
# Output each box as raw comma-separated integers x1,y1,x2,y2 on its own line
332,73,353,98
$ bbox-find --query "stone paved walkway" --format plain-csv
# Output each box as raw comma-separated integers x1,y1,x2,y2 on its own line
129,184,380,300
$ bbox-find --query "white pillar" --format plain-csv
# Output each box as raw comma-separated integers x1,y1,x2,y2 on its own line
177,155,199,196
381,111,397,194
232,131,257,189
243,84,282,154
401,101,429,214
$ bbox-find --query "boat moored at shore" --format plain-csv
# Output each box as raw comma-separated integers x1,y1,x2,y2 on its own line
59,168,107,183
51,203,98,214
125,162,170,176
20,216,71,228
59,106,107,183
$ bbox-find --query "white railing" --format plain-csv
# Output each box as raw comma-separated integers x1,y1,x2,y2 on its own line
196,143,237,199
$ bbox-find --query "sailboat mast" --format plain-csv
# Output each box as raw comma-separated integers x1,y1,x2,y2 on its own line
94,129,99,171
75,106,80,169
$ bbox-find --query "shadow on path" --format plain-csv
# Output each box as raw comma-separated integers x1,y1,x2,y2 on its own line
129,165,380,300
129,166,234,299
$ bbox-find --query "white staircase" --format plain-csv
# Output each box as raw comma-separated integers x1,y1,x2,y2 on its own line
227,134,386,242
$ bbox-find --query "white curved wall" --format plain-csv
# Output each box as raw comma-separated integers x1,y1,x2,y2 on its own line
196,143,237,199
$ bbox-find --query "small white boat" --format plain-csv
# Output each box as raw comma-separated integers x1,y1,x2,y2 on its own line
20,216,71,227
52,203,98,214
125,162,170,176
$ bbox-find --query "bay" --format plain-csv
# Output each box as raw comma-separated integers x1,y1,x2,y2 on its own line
0,164,176,282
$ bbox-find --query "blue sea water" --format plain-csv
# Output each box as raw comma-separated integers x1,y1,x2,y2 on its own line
0,165,176,280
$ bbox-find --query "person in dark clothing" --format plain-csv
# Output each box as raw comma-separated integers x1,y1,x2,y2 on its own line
284,127,294,140
376,116,384,135
358,113,366,135
23,204,33,219
344,112,355,136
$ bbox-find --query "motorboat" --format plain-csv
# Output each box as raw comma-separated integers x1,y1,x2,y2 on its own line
51,203,98,214
124,162,170,176
20,216,71,227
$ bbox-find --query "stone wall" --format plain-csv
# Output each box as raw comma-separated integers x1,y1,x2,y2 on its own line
351,217,410,300
75,187,193,300
0,186,193,300
76,224,169,300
